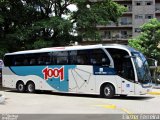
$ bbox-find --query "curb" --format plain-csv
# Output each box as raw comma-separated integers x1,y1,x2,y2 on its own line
147,92,160,95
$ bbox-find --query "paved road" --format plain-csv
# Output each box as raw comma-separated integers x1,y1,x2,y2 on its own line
0,90,160,115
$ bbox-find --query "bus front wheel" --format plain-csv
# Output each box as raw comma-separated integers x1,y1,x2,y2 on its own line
26,82,35,93
101,84,115,99
16,81,25,92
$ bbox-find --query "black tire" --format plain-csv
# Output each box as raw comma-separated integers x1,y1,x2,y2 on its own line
26,82,35,93
101,84,115,99
16,81,25,92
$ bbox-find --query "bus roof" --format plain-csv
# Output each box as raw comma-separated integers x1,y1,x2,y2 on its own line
103,44,137,52
5,44,137,55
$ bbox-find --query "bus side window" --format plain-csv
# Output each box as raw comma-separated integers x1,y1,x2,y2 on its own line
77,56,85,64
77,50,89,65
23,59,28,65
69,56,77,64
90,49,110,66
14,56,24,66
15,61,20,66
38,57,44,65
90,58,97,65
69,50,77,65
45,58,52,65
30,59,36,65
55,51,68,65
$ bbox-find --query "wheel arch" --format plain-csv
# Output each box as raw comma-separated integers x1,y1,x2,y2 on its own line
16,80,24,88
26,80,35,88
100,82,116,95
26,80,36,93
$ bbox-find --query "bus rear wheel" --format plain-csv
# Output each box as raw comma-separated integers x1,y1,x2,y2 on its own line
16,81,25,92
26,82,35,93
101,84,115,99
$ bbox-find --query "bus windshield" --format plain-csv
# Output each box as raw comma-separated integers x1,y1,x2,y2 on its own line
132,52,151,84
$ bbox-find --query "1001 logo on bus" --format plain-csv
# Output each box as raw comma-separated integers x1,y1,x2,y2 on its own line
42,66,64,81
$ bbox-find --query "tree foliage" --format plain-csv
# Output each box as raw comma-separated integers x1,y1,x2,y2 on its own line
129,18,160,61
0,0,125,57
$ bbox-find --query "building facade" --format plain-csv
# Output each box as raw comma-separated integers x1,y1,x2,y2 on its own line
97,0,160,44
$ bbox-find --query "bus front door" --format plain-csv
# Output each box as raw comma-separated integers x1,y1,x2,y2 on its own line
120,59,135,95
121,78,135,95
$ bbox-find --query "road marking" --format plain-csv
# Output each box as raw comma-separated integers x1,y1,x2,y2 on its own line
94,104,132,113
147,92,160,95
95,104,116,109
94,104,138,120
118,108,133,114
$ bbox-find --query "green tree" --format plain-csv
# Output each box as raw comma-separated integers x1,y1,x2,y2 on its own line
0,0,125,55
72,0,125,40
129,18,160,61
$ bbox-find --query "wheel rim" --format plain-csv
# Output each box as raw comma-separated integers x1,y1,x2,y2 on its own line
28,84,34,92
18,84,24,91
104,86,111,96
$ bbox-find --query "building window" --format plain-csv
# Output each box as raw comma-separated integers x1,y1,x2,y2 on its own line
124,4,128,8
121,31,128,38
120,17,128,25
135,1,143,6
135,15,143,19
145,14,153,19
105,31,111,39
123,4,132,12
135,28,141,33
145,1,152,5
101,31,111,39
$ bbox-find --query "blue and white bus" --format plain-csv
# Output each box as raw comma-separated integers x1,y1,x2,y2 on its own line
2,44,152,98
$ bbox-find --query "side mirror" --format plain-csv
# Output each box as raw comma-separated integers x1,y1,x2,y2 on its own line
147,58,158,68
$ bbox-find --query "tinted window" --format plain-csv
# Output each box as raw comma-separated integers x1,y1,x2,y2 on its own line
4,52,52,66
106,48,135,81
4,49,110,66
4,55,14,66
54,51,68,65
90,49,110,65
69,49,110,66
68,50,90,65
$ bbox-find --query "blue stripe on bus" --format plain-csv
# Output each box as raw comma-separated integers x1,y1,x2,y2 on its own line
9,65,76,92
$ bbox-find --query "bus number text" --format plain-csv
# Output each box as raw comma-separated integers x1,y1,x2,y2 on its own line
42,66,64,81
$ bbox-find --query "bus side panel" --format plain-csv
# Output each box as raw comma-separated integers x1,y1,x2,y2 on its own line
115,76,135,95
134,83,151,95
2,67,55,91
3,65,77,92
2,67,15,88
68,65,96,94
114,76,122,94
95,75,120,95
